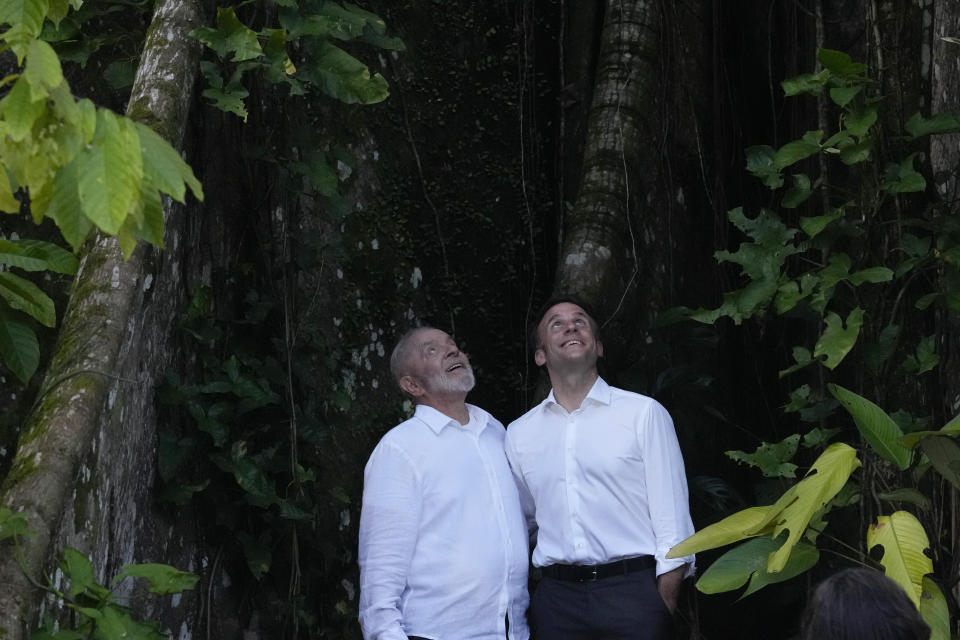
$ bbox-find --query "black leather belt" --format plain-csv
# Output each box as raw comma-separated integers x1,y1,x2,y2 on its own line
541,555,655,582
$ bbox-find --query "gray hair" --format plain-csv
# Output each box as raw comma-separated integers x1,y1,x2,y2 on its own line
389,326,435,386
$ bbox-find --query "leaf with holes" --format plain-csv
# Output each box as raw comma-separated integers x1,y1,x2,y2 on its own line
867,511,931,607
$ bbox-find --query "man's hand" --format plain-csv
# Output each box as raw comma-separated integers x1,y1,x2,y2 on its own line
656,564,687,614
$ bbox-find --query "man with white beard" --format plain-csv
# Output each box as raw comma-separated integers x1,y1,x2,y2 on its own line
358,327,531,640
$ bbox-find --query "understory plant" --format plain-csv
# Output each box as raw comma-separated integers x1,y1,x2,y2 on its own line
668,48,960,639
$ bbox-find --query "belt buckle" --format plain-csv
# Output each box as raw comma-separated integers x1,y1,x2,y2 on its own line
588,567,598,582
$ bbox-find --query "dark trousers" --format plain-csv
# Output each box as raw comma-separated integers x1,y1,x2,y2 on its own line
530,568,674,640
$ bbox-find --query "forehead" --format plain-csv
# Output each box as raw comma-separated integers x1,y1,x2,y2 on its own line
538,302,590,328
413,328,452,349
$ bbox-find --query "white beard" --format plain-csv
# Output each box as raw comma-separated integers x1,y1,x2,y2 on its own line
424,365,476,394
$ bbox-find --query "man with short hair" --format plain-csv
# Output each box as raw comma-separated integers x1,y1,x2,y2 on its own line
358,327,530,640
505,296,695,640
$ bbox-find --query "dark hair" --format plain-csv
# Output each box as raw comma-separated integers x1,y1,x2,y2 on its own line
528,293,602,353
800,568,930,640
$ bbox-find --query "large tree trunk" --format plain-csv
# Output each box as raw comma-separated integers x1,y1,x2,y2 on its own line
0,1,203,636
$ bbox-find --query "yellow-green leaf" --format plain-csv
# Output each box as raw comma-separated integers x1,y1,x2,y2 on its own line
667,506,774,559
867,511,931,607
695,536,819,597
23,39,63,101
814,307,864,369
135,122,203,203
0,75,45,141
0,167,19,212
920,577,950,640
0,0,50,60
77,109,143,234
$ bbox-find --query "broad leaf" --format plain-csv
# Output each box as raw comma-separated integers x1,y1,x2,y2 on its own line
0,0,49,57
817,48,867,77
192,7,263,62
882,154,926,194
0,270,55,326
781,174,813,209
900,412,960,448
867,511,931,607
781,70,829,96
918,437,960,491
844,105,878,137
696,536,819,597
905,111,960,139
61,548,97,598
33,155,93,250
829,384,912,470
829,85,861,107
669,443,860,574
774,131,822,170
0,301,38,382
310,42,389,104
902,334,939,375
135,122,203,203
877,488,932,512
813,308,863,369
119,563,199,594
0,76,45,141
24,39,64,101
0,506,31,540
0,238,77,273
76,109,143,234
744,145,782,189
920,577,950,640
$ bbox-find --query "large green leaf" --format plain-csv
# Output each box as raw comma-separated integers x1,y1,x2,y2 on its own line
867,511,931,607
669,443,860,573
32,155,93,251
920,577,950,640
76,109,143,234
0,270,55,326
0,237,77,273
882,154,926,194
828,384,912,469
813,308,863,369
0,0,49,57
0,75,45,142
310,41,389,104
905,111,960,139
23,38,64,101
61,547,108,599
118,563,199,595
135,122,203,203
695,536,819,597
191,6,263,62
0,301,38,382
774,131,822,170
918,437,960,491
900,412,960,448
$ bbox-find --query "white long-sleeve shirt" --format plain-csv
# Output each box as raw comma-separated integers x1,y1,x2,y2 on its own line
504,377,695,576
358,404,530,640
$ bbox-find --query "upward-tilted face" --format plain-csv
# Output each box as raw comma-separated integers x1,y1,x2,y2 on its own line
401,328,475,396
534,302,603,371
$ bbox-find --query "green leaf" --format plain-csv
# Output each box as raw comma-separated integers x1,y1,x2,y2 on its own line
33,156,93,251
828,383,912,470
119,563,199,594
902,334,939,375
781,174,813,209
778,346,813,378
801,426,840,448
309,42,389,104
76,109,143,234
867,511,931,607
844,105,878,137
201,85,249,121
191,7,263,62
905,111,960,139
0,271,55,326
744,145,782,189
829,85,861,107
0,0,50,57
882,153,926,194
838,139,872,165
799,208,844,238
781,70,829,96
862,323,899,374
848,266,893,285
817,48,866,77
0,76,45,142
877,488,932,512
918,437,960,491
920,577,951,640
61,548,97,598
900,413,960,449
24,39,64,100
813,307,864,369
135,122,203,203
0,301,38,382
0,506,31,540
726,434,800,478
773,131,822,170
102,60,135,91
696,536,818,597
0,238,77,274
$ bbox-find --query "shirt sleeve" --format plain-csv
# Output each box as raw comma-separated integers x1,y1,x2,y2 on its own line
358,441,422,640
638,401,696,577
504,429,538,546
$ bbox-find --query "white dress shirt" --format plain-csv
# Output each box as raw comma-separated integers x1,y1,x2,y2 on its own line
504,377,695,576
358,404,530,640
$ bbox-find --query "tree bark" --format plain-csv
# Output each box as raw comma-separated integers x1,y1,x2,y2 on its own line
0,1,203,636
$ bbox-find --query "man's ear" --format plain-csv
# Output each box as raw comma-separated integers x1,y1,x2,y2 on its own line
597,341,604,358
399,375,424,397
534,348,546,367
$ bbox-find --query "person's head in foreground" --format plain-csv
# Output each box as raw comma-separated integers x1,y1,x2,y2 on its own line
800,567,930,640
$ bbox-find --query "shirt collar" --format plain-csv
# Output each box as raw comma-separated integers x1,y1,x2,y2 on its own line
544,376,613,410
414,402,491,434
